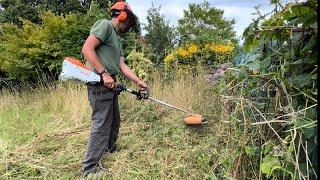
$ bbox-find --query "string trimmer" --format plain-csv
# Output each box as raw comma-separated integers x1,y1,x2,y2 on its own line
59,57,206,125
114,84,206,125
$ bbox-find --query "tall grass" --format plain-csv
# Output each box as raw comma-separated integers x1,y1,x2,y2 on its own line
0,70,239,179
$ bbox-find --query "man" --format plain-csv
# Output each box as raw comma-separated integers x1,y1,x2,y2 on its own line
81,1,147,176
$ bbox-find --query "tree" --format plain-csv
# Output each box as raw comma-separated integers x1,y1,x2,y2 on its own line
0,12,91,82
177,0,237,45
0,0,114,26
143,4,175,64
39,0,87,15
0,0,143,84
0,0,41,26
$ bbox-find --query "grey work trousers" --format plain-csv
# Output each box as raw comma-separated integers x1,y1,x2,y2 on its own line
81,85,120,176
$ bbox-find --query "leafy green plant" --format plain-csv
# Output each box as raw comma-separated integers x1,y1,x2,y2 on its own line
126,51,154,82
218,0,317,178
0,12,90,82
144,3,175,64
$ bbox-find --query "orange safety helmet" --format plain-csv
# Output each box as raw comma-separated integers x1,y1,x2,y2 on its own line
110,1,134,22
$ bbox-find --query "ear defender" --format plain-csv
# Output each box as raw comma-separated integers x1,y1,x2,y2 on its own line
118,10,127,22
110,2,135,26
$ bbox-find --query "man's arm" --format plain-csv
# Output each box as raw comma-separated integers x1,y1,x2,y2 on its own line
82,35,105,73
119,57,148,90
82,35,115,88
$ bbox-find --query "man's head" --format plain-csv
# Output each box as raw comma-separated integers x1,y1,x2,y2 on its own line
110,2,136,33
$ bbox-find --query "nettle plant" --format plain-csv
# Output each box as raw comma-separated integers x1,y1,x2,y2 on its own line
220,0,317,178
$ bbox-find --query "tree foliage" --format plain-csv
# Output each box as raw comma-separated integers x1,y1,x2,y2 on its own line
0,0,113,26
0,0,143,84
144,4,175,64
0,0,41,26
177,0,237,45
0,12,89,81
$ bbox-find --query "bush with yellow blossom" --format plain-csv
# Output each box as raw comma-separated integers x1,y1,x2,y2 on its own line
204,43,234,63
164,42,234,73
205,44,234,54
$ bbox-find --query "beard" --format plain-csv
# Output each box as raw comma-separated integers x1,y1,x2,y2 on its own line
118,17,135,33
118,25,131,33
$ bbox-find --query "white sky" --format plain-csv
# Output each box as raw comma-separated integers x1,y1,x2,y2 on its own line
126,0,279,41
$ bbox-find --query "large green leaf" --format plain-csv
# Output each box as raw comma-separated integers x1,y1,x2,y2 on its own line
288,74,312,88
245,60,260,71
260,56,272,72
261,155,281,176
245,146,260,157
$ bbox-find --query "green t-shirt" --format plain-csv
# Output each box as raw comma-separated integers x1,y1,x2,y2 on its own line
87,19,124,75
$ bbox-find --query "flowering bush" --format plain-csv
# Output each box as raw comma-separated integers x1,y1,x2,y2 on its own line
204,43,234,63
204,44,234,54
164,42,234,74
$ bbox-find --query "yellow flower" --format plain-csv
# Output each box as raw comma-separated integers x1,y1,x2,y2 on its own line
208,44,234,54
176,47,190,58
164,53,174,62
205,44,210,50
187,43,199,54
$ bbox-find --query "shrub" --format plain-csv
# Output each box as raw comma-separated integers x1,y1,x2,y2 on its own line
126,51,154,82
0,12,89,82
164,42,234,75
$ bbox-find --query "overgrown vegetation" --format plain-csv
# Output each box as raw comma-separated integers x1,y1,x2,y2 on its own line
0,12,90,81
217,0,318,178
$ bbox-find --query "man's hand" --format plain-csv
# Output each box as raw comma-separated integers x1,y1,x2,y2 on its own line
137,80,148,91
102,74,115,89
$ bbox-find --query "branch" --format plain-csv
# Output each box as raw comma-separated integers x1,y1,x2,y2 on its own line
254,26,313,33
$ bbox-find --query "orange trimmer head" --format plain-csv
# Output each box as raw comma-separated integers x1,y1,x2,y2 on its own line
184,114,206,125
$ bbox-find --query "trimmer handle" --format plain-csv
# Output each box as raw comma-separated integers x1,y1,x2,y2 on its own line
138,88,149,100
130,88,149,100
114,84,127,95
115,84,149,100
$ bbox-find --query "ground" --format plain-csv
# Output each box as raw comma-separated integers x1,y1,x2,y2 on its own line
1,74,239,179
